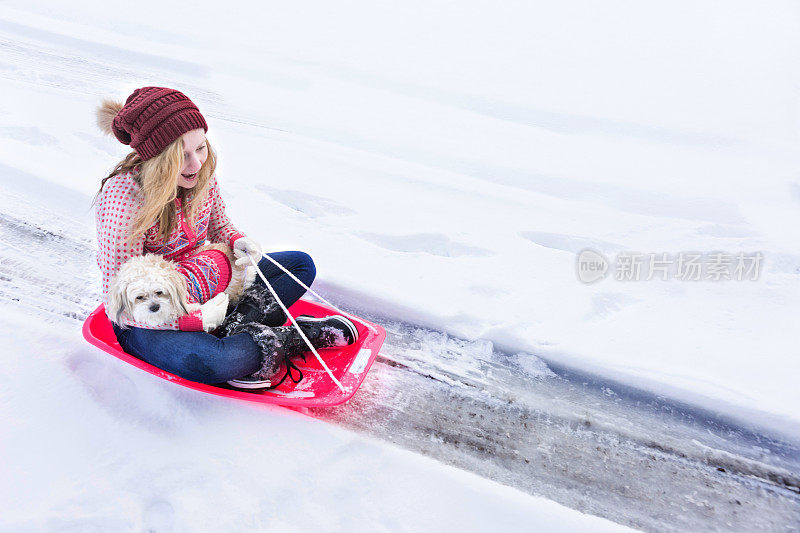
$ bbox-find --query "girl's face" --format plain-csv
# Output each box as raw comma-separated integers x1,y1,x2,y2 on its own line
177,128,208,189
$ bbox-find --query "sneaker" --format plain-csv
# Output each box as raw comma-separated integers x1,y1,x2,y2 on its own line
227,375,272,391
224,322,287,391
295,314,359,349
227,323,306,391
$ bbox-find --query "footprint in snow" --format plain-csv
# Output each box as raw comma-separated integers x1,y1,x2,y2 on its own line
467,284,511,297
356,232,493,258
254,185,356,218
142,499,175,532
585,292,642,320
520,231,622,255
0,125,59,146
693,224,758,238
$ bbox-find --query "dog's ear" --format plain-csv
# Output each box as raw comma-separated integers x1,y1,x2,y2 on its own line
107,275,131,326
164,267,190,317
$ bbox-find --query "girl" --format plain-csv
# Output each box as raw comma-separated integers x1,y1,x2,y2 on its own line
93,86,357,390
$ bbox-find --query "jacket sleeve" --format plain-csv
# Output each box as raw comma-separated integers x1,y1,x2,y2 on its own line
206,174,246,249
95,175,204,332
177,308,204,331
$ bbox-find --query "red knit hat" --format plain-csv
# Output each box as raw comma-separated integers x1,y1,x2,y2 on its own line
111,87,208,160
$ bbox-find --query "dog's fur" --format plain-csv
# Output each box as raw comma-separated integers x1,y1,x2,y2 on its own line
108,244,252,328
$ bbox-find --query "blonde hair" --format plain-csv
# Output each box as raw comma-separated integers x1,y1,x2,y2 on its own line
94,135,217,246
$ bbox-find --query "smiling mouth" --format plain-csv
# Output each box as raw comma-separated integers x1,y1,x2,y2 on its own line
181,172,197,180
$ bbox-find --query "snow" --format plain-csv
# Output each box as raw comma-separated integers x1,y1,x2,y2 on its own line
0,0,798,528
0,308,627,532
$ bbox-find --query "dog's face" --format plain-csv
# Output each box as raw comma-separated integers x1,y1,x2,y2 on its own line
122,277,182,326
108,255,189,327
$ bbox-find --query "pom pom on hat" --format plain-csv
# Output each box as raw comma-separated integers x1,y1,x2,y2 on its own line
96,99,124,136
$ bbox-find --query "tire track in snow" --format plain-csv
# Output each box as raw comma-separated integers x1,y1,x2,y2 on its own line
312,321,800,531
0,185,99,322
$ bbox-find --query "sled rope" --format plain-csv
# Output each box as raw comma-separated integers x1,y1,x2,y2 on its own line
258,252,379,335
245,253,347,393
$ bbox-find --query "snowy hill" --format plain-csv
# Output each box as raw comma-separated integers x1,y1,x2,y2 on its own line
1,0,799,530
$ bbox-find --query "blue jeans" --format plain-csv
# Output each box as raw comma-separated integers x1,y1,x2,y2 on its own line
111,251,316,384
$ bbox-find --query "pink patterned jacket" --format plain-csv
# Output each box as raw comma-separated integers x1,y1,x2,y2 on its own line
95,168,245,331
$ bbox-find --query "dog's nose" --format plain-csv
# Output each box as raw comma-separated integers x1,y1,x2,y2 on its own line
149,303,160,312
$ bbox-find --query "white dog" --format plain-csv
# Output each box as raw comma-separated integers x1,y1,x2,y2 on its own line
107,243,255,332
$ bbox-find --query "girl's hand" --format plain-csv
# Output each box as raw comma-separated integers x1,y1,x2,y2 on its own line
233,237,263,266
200,292,229,332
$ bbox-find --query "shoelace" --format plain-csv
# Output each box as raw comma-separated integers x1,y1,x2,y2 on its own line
264,351,306,390
237,326,309,391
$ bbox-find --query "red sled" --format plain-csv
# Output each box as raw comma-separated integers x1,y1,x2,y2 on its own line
82,300,386,407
